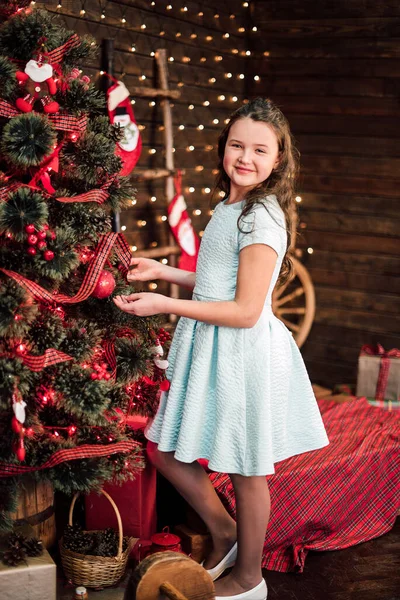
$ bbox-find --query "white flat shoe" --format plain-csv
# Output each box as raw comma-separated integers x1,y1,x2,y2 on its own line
201,541,237,581
215,579,268,600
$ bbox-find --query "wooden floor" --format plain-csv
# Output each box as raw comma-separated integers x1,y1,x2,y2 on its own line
57,517,400,599
263,516,400,600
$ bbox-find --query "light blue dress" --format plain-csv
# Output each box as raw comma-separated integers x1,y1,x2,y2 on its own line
145,194,329,475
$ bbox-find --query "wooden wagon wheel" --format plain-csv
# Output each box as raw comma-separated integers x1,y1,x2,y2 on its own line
272,256,315,348
128,551,215,600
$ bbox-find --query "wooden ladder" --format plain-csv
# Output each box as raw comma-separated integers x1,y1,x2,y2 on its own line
128,49,184,321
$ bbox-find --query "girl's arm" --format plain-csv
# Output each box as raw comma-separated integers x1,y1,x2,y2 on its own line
160,264,196,291
127,257,196,290
116,244,278,328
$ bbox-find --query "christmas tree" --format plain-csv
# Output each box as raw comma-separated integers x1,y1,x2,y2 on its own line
0,2,170,532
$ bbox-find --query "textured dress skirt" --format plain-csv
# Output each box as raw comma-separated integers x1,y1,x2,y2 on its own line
145,195,329,475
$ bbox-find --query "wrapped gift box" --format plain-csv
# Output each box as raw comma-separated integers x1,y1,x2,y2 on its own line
0,524,56,600
85,415,157,539
356,344,400,410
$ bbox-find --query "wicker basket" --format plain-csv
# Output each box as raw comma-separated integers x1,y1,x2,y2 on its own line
59,489,134,589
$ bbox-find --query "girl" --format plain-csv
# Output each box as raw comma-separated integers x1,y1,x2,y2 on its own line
114,98,329,600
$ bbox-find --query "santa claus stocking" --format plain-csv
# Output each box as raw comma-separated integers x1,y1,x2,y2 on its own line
168,171,200,272
107,81,142,176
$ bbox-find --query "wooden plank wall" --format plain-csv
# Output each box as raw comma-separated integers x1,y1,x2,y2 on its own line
39,1,399,388
248,0,400,387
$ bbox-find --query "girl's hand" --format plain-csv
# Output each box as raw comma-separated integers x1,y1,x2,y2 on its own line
127,257,163,283
113,293,170,317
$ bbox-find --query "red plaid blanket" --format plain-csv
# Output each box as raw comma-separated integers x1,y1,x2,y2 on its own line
210,396,400,573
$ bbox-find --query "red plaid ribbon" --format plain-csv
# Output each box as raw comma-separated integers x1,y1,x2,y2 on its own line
0,99,87,135
46,34,81,66
48,112,87,134
1,232,131,304
360,344,400,402
21,348,73,371
0,440,140,477
0,98,19,118
0,181,111,206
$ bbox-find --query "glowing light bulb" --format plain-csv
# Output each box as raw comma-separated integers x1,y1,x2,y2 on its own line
149,101,155,106
183,56,191,63
206,35,213,42
215,55,223,61
187,145,195,151
167,4,172,9
295,196,302,203
189,187,195,193
246,50,251,56
121,225,127,231
195,165,204,172
169,56,174,62
307,247,314,254
131,45,136,52
188,104,194,110
203,187,211,193
131,245,137,251
161,215,167,221
80,9,85,15
141,23,146,29
218,95,226,101
232,96,238,102
232,48,239,54
178,124,185,130
149,148,156,154
252,26,258,31
223,33,230,38
238,27,245,33
226,72,233,78
149,283,158,290
203,100,210,106
151,196,157,202
101,11,105,18
140,74,146,80
193,209,202,215
239,73,245,79
209,77,216,84
254,75,260,81
197,124,204,130
213,118,219,124
131,199,137,205
161,258,168,264
264,51,270,57
121,17,126,23
181,6,188,11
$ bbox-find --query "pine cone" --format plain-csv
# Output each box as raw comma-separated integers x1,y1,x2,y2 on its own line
7,532,27,549
2,546,26,567
23,537,43,557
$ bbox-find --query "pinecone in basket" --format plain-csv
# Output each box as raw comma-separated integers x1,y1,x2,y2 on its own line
23,537,43,557
2,546,26,567
66,532,94,554
89,529,116,557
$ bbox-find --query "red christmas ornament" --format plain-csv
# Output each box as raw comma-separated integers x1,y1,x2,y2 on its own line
16,439,25,462
27,246,37,256
43,249,54,261
27,233,38,245
37,230,47,240
25,224,35,234
92,270,116,299
37,240,47,250
11,416,22,433
160,379,170,392
15,343,27,355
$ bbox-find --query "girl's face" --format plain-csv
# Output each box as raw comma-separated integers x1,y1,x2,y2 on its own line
223,117,280,199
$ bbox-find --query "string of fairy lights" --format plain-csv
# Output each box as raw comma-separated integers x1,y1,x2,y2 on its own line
34,0,312,273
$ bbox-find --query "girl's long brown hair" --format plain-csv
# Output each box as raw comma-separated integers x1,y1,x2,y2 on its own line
211,97,300,287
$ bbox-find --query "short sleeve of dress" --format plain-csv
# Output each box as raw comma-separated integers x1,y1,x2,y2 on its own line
238,198,286,256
